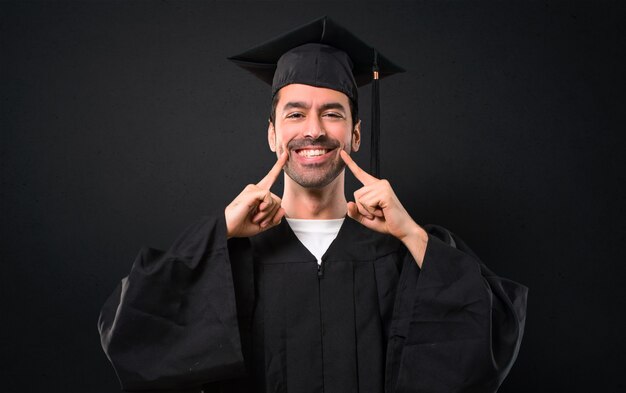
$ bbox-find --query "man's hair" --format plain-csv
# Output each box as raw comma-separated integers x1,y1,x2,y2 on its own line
269,91,359,128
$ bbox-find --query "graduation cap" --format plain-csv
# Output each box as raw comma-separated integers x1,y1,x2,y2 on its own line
228,16,404,177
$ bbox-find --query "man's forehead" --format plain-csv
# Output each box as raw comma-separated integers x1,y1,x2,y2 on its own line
277,84,350,108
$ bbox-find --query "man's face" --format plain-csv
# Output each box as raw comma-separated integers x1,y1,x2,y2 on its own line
268,84,361,189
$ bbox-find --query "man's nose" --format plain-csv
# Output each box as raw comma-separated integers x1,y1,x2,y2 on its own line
303,115,325,139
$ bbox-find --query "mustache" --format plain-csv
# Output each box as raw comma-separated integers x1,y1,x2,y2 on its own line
287,136,341,151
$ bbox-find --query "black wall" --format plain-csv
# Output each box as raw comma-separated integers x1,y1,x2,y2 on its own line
2,1,624,392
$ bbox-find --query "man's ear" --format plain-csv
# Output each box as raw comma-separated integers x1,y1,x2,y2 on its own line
268,120,276,152
351,120,361,152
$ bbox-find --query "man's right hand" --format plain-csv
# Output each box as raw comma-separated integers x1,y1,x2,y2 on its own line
225,152,288,239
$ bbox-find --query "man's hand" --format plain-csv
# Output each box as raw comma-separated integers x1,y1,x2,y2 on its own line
225,152,288,239
340,150,428,267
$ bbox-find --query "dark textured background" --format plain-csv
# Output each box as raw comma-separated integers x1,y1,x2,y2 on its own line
2,1,625,392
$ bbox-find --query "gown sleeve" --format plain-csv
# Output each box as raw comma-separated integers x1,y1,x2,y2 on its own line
97,214,253,392
386,224,528,393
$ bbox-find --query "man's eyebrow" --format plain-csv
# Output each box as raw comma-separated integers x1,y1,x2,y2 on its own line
283,101,310,111
319,102,347,112
282,101,347,112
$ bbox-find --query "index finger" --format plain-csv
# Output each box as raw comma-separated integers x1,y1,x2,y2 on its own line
257,151,288,189
340,150,378,185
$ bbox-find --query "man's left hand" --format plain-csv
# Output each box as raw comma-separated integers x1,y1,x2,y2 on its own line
340,150,428,267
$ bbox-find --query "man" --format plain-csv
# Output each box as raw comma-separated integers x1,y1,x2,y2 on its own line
99,17,527,393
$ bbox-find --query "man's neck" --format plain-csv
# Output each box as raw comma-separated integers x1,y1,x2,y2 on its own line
281,172,347,219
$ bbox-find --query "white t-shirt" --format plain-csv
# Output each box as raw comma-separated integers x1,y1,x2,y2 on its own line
285,218,345,265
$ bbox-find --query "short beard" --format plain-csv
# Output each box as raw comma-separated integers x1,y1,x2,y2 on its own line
284,136,345,189
285,158,345,189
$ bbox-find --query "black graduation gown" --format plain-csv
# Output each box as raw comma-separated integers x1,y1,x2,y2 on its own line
98,214,527,393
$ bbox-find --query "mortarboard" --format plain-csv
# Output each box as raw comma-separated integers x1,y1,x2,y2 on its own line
228,16,404,177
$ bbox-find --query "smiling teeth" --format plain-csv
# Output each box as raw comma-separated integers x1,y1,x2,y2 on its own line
298,149,328,158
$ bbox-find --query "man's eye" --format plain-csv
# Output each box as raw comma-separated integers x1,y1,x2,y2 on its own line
286,113,304,119
323,112,344,119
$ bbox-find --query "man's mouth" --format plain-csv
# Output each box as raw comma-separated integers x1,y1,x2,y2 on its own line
287,136,340,161
295,148,332,158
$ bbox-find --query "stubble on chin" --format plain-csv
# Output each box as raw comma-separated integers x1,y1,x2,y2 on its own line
284,158,345,189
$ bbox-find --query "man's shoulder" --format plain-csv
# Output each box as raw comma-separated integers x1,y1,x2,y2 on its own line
344,218,405,260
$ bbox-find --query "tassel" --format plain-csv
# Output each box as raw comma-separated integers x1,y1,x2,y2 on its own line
370,50,380,178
